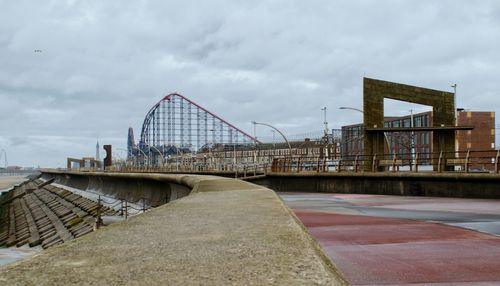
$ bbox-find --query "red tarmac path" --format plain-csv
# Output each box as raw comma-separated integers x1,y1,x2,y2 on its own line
282,193,500,285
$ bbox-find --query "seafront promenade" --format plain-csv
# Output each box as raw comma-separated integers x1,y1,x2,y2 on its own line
2,170,500,285
0,172,346,285
281,192,500,285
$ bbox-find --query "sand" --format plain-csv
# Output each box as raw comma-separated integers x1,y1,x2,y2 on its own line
0,175,27,192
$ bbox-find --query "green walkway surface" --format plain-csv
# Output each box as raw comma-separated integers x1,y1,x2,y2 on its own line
0,174,346,285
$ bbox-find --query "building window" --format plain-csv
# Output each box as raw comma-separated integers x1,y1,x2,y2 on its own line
404,119,411,127
415,117,422,127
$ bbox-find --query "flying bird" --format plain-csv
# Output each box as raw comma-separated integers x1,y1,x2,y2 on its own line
34,49,42,53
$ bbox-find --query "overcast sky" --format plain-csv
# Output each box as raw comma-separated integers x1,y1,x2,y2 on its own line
1,0,500,167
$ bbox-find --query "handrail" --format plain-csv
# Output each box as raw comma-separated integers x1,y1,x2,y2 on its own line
92,148,500,174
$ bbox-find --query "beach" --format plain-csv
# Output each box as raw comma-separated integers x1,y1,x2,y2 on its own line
0,175,28,192
0,175,41,266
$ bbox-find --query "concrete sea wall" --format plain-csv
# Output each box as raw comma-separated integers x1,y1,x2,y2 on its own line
0,170,346,285
253,172,500,199
42,171,191,207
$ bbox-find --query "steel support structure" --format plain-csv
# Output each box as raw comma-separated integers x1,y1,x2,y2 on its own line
137,93,259,162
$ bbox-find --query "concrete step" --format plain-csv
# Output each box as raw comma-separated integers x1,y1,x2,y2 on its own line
1,179,122,250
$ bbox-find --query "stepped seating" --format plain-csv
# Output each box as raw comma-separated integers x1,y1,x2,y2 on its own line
0,179,119,249
44,185,118,216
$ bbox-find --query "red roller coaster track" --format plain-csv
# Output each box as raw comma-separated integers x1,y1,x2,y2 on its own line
138,93,260,153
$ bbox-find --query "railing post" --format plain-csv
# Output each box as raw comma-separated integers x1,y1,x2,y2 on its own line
465,150,470,173
496,150,500,174
95,195,103,229
392,154,396,172
120,199,124,217
415,152,419,173
438,151,443,173
354,155,359,173
124,200,128,219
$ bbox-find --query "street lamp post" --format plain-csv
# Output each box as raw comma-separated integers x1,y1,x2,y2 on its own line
116,148,132,167
233,142,237,166
451,83,457,124
165,144,181,171
321,107,328,141
252,121,292,160
451,84,458,160
172,144,181,171
112,152,128,170
208,129,215,170
232,134,238,167
339,106,392,156
112,152,123,161
133,147,149,167
410,109,415,170
148,145,165,166
339,106,363,113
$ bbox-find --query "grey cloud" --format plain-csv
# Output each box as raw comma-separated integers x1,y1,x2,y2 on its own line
7,136,29,147
1,0,500,166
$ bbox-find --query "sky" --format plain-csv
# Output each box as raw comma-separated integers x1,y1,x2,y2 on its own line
1,0,500,167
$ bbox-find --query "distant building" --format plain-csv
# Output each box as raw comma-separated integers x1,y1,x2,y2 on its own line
456,111,496,153
127,127,135,160
341,123,365,160
383,111,433,164
341,110,495,167
96,141,100,161
199,138,341,167
456,111,496,170
6,166,22,170
341,111,433,162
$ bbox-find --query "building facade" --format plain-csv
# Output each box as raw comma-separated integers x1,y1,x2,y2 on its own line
342,111,495,168
384,112,433,163
456,111,496,170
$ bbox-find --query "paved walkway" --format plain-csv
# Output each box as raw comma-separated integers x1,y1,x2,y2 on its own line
0,175,346,285
281,192,500,285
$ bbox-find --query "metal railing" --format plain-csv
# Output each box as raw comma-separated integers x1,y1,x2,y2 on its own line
270,149,500,174
94,195,154,228
107,161,269,176
76,149,500,175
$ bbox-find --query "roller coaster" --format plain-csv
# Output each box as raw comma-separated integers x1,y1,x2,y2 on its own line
128,93,259,163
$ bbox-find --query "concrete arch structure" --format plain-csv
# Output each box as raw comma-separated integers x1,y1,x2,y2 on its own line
363,78,456,171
